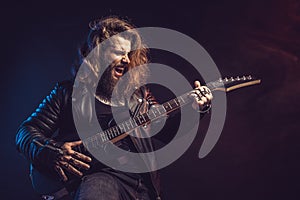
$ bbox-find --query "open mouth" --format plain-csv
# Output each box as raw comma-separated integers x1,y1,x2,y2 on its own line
113,66,126,78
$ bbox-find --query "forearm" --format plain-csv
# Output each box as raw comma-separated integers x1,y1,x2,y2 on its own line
16,82,65,166
16,121,59,163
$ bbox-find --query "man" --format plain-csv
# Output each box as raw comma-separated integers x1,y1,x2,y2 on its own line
16,16,212,200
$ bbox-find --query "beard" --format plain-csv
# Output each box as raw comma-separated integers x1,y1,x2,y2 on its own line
96,65,128,105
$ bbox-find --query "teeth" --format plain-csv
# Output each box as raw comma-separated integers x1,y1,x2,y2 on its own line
114,66,125,76
115,67,123,73
115,68,122,73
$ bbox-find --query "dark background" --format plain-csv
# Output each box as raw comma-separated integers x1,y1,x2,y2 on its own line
1,0,300,199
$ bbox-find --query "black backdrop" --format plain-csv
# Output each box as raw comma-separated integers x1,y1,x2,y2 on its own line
1,0,300,199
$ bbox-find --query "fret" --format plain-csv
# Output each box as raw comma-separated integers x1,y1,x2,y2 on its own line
115,126,121,135
161,105,167,112
172,99,180,108
141,113,146,122
100,132,106,142
117,126,121,135
148,109,155,120
104,132,109,141
125,121,130,130
105,130,110,139
151,109,157,118
112,127,117,137
122,123,127,132
143,113,150,123
156,107,161,115
104,130,109,140
135,115,142,126
111,126,117,137
114,127,119,136
174,98,179,106
108,129,112,139
118,124,124,132
129,119,135,128
110,128,114,137
163,102,172,112
144,113,150,122
138,114,146,125
179,96,185,104
134,118,139,126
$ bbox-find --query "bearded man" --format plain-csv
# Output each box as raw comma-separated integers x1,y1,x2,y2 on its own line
16,16,212,200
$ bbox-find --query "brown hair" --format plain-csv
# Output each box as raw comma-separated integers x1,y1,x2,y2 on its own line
73,16,149,96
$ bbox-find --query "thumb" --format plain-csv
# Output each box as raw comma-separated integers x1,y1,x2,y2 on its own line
194,80,201,88
69,140,82,147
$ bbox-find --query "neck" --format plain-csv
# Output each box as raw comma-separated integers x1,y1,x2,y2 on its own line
95,93,125,106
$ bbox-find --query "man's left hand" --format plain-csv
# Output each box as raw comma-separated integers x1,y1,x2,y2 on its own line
192,80,213,112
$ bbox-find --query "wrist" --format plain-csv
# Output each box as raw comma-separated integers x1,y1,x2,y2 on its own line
197,104,212,114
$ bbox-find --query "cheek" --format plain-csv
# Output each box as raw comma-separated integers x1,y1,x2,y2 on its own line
106,54,121,64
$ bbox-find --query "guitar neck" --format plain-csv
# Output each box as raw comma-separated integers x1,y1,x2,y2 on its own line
82,91,193,149
82,75,261,150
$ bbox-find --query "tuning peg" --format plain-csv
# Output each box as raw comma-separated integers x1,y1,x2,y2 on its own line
242,76,246,80
247,75,252,80
230,77,234,81
224,77,228,81
236,76,240,80
218,78,222,82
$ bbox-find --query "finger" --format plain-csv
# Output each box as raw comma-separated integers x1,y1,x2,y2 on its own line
205,93,213,101
200,86,211,95
193,90,206,104
204,86,211,94
54,164,68,182
72,151,92,163
68,140,83,147
59,161,83,177
60,154,91,169
194,80,201,88
197,99,205,106
200,96,208,104
69,157,90,170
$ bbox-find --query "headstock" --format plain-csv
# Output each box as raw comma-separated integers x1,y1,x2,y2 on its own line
206,75,261,92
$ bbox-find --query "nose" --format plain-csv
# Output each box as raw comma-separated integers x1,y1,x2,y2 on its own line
121,54,130,64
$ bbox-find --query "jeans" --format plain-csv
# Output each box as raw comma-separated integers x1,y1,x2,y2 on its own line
74,171,151,200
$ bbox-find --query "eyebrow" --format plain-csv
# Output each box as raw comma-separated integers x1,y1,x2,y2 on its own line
111,46,130,53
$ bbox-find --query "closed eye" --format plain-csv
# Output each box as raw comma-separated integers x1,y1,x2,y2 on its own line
113,50,126,56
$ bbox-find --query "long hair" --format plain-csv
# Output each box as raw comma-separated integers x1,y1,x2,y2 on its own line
73,16,149,97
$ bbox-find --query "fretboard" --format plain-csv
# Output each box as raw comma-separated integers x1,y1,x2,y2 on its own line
82,91,193,149
82,75,261,150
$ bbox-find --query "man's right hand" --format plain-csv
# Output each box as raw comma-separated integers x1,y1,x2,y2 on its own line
54,140,92,182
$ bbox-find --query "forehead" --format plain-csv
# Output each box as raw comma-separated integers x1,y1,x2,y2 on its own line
109,36,131,51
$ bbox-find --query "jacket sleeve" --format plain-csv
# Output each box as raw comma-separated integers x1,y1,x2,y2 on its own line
15,82,66,169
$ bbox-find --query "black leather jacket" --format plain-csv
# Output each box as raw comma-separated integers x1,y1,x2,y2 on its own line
16,79,161,198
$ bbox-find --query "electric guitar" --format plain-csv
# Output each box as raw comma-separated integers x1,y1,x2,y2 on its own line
31,75,261,195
